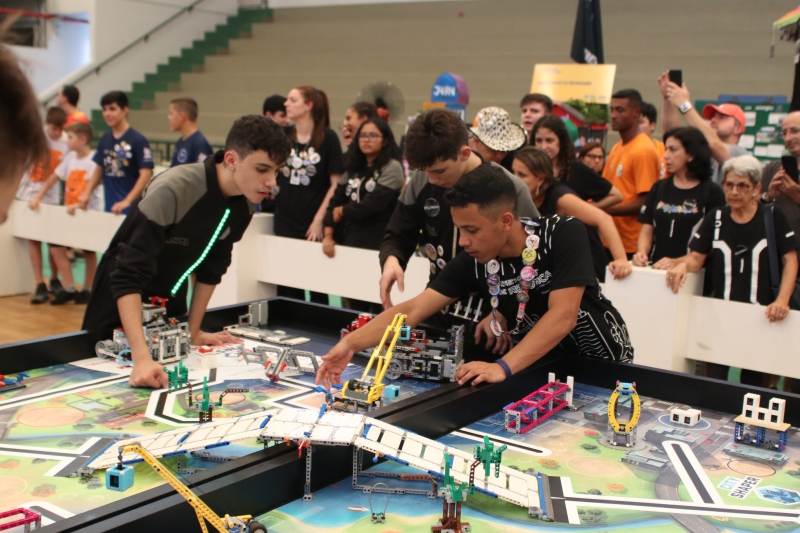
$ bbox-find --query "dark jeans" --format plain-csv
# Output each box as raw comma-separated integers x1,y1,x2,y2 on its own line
705,363,765,387
277,285,327,305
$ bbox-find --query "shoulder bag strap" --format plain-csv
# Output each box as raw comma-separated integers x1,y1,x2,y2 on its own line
763,203,781,299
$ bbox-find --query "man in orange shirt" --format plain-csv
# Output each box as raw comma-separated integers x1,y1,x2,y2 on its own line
602,89,660,256
57,85,89,126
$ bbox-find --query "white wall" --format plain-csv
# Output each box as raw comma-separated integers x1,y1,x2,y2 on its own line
35,0,238,110
10,15,91,95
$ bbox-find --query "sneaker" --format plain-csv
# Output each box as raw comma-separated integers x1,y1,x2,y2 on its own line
50,289,76,305
30,283,49,304
74,289,91,304
48,278,63,295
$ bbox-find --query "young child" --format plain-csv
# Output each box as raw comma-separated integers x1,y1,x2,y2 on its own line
20,107,68,304
78,91,153,215
32,122,100,304
167,97,213,166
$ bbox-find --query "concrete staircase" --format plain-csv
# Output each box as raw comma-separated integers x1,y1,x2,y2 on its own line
90,7,274,138
109,0,795,147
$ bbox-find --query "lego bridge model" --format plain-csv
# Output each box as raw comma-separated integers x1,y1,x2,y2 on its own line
85,407,551,519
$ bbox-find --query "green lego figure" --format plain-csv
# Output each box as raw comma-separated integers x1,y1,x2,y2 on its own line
165,361,189,393
474,435,507,479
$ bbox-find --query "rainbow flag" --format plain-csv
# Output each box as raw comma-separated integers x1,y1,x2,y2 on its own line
775,6,800,30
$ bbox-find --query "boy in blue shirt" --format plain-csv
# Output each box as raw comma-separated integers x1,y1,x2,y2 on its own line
78,91,153,214
167,97,213,166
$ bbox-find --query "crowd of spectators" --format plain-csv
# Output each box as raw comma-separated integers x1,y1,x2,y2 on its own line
2,37,798,388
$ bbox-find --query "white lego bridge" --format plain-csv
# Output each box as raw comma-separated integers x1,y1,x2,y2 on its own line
85,408,545,516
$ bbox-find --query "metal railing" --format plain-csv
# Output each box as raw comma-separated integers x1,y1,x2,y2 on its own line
39,0,213,106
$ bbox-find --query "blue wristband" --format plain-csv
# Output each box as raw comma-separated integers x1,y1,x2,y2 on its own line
496,359,512,380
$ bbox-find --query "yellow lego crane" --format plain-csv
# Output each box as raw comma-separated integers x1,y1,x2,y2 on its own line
341,313,408,409
116,444,267,533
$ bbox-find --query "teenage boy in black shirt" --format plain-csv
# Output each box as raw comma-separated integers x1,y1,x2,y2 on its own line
379,108,539,333
83,115,291,389
318,165,632,389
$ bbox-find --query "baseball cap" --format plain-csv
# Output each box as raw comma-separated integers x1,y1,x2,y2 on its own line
702,103,746,128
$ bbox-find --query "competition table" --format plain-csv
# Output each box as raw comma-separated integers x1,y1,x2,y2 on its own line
1,298,799,533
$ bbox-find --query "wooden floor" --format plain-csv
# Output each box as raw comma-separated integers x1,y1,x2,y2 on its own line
0,293,85,345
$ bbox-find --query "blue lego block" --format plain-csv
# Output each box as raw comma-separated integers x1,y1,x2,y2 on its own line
332,383,343,389
106,464,135,491
399,326,411,340
383,385,401,399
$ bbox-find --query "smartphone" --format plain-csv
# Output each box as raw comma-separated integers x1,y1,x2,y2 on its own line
668,69,682,87
782,155,799,183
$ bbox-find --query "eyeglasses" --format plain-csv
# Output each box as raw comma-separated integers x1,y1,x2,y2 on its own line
358,132,382,140
722,181,753,193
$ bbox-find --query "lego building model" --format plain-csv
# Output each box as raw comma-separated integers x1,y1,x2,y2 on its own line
224,300,309,346
670,407,702,427
0,372,29,393
607,381,641,447
503,374,574,434
95,297,190,365
341,313,465,382
0,508,41,532
734,393,791,451
244,345,319,382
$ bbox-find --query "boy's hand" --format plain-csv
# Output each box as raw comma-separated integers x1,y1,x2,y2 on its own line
315,341,355,390
129,358,168,389
28,197,40,210
66,205,77,216
77,192,90,210
191,330,242,346
111,199,131,214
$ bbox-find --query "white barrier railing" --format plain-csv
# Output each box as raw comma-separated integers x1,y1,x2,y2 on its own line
3,200,797,379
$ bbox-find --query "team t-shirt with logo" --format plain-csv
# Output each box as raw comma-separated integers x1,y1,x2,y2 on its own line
56,151,103,211
638,178,726,262
602,133,660,253
690,204,798,305
16,132,68,204
428,216,634,362
93,128,153,213
171,130,213,167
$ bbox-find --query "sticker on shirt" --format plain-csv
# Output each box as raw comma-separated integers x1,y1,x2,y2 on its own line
426,223,438,237
616,164,623,178
424,198,440,217
365,179,376,192
143,147,153,164
176,148,189,164
197,153,208,163
105,142,134,177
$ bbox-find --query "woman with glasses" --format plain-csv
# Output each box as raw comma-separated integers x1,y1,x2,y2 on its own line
323,118,402,262
633,127,725,268
667,155,799,385
578,142,606,174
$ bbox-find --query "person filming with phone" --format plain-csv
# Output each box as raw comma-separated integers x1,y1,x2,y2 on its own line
761,111,800,250
658,71,749,184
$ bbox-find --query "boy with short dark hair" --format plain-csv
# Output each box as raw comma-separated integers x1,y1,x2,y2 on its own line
57,85,89,125
167,97,213,166
640,101,666,178
78,91,153,215
83,115,291,389
262,94,289,126
30,122,100,304
379,108,539,336
519,93,553,137
20,107,68,303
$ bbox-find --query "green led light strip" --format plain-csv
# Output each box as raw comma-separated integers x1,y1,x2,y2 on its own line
171,208,231,296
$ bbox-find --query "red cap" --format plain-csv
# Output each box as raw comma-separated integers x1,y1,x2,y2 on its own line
701,103,746,128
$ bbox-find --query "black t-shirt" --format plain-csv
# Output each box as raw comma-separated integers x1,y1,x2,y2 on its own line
639,178,726,262
274,128,345,238
428,216,634,362
565,160,612,203
690,204,798,305
537,182,574,217
539,181,609,281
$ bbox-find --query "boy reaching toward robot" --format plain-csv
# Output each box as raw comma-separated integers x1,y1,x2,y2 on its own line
82,115,291,389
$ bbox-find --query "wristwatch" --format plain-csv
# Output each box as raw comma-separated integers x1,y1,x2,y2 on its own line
761,192,772,203
678,102,693,114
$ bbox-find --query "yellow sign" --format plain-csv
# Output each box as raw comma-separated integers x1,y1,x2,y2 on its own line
530,64,617,104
